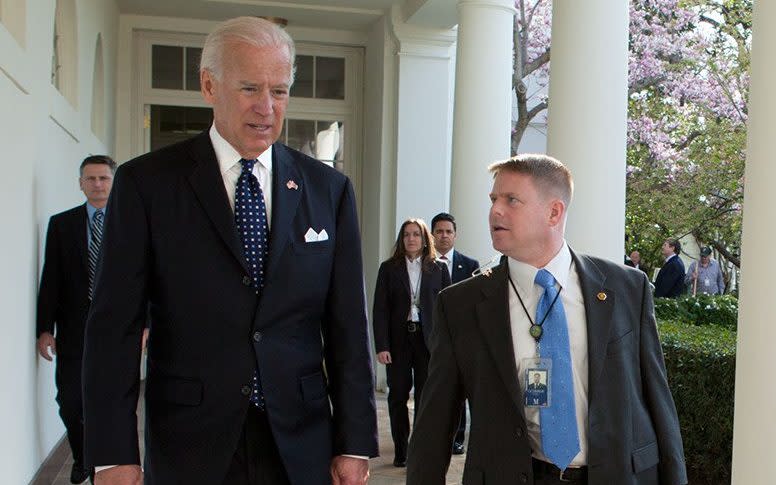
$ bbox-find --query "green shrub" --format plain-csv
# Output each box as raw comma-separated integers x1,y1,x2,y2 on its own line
655,294,738,329
658,320,736,485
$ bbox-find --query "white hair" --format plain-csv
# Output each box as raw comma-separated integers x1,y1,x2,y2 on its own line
200,16,296,85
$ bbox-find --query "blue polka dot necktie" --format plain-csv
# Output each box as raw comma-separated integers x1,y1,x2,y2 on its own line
235,158,269,409
87,209,104,300
535,269,580,471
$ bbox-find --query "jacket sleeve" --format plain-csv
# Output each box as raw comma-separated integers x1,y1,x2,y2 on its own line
372,262,391,353
321,178,379,458
683,262,696,286
407,291,463,484
638,272,688,484
36,216,61,337
82,165,148,467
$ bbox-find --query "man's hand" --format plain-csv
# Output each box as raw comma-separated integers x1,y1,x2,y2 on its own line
377,351,392,365
37,332,56,361
95,465,143,485
330,456,369,485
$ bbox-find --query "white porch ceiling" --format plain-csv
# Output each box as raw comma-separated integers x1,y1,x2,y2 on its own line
115,0,457,31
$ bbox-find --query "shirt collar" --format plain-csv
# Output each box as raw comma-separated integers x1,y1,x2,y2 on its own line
85,202,105,219
507,241,572,293
440,248,455,260
209,124,273,175
406,255,423,264
665,253,676,262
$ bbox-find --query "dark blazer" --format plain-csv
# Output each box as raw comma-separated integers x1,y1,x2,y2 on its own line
407,253,687,485
373,258,451,352
451,250,480,285
654,256,686,298
82,131,378,485
37,204,90,358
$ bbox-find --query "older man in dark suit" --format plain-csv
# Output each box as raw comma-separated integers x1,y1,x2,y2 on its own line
408,154,686,484
83,17,378,485
37,155,115,484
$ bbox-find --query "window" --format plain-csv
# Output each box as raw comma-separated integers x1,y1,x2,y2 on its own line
151,45,202,91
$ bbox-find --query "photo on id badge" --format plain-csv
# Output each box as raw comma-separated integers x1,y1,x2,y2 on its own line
524,362,550,407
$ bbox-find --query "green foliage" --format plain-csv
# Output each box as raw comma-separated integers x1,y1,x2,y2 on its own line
659,320,736,485
655,294,738,329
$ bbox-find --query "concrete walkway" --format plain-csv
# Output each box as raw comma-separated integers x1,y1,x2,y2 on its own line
32,391,465,484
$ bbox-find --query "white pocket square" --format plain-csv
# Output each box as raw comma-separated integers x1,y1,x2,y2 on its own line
304,228,329,243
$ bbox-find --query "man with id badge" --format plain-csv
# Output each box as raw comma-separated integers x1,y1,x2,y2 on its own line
407,154,686,485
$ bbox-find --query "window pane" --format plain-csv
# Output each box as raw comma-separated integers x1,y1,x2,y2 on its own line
315,57,345,100
185,47,202,91
286,119,316,156
152,45,183,90
150,105,213,151
291,55,313,98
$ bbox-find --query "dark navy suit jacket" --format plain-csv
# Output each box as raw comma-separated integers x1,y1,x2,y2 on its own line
450,250,480,285
654,255,686,298
82,131,378,485
37,204,90,358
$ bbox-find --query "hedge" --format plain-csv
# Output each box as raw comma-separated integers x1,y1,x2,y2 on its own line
655,294,738,329
658,319,736,485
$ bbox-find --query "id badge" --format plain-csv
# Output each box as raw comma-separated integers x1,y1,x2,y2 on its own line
523,358,552,408
704,278,710,286
410,305,420,322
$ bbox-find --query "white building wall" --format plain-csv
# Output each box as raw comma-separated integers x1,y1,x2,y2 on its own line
0,0,119,481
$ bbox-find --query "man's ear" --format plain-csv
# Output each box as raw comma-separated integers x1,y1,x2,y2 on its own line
548,199,566,227
200,70,216,104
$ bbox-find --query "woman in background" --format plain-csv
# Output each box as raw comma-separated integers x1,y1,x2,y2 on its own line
373,218,451,467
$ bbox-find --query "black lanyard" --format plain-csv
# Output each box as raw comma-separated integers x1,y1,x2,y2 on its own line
507,273,562,343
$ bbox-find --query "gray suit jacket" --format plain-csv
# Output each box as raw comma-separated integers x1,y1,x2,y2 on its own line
407,252,687,485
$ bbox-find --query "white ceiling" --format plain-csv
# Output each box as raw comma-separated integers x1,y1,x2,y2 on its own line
116,0,406,31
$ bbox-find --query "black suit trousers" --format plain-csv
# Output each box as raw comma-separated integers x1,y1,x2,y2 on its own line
386,326,429,459
222,407,290,485
55,356,85,464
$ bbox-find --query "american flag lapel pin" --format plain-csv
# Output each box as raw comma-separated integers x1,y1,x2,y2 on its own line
286,179,298,190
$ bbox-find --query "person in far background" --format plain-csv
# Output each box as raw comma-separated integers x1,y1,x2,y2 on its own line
684,246,725,295
625,250,650,278
430,212,479,456
373,218,451,467
654,238,686,298
36,155,116,484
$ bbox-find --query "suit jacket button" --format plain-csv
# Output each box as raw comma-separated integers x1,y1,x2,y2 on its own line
520,473,528,483
241,385,251,396
253,331,262,343
242,275,252,286
516,427,523,438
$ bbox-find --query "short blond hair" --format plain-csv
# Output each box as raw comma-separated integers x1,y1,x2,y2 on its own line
488,153,574,206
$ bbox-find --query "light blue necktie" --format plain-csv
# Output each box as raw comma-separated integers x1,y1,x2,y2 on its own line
535,268,580,471
235,158,270,409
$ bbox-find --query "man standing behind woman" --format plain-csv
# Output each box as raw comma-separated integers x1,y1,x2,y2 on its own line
373,219,451,467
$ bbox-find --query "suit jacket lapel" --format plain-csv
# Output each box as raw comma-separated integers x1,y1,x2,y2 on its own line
75,204,89,273
186,131,248,273
572,250,616,400
475,260,524,411
265,143,302,281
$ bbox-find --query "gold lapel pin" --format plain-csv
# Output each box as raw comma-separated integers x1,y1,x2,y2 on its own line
286,180,298,190
597,292,607,301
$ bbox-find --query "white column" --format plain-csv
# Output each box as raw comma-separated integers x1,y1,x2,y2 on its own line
449,0,515,263
545,0,629,262
731,2,776,482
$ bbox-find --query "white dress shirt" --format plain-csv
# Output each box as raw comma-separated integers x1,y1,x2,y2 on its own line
406,256,423,321
507,242,589,466
438,248,454,279
210,124,273,226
